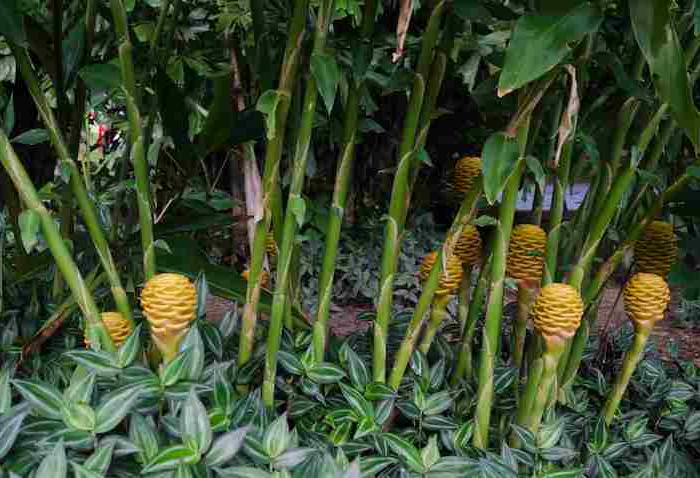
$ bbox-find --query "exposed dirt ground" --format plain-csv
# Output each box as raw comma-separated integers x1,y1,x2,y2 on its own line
206,284,700,367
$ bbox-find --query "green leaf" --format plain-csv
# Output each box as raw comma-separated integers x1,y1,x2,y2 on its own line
0,405,29,461
18,209,40,253
0,0,26,46
155,68,199,165
340,344,369,390
339,382,374,418
525,156,546,193
117,324,142,368
142,445,200,473
181,388,213,454
481,132,521,204
205,426,250,466
264,414,290,458
36,440,67,478
273,447,316,469
94,386,141,433
289,196,307,228
130,414,160,464
308,363,347,384
0,368,11,414
423,391,454,416
61,401,96,432
83,441,116,474
311,53,341,114
216,467,272,478
78,63,122,91
69,463,103,478
64,367,95,405
161,349,193,387
497,3,603,96
383,433,425,473
4,92,14,135
630,0,700,153
278,351,304,376
13,379,64,420
421,436,440,469
454,0,493,22
11,129,49,145
64,350,121,376
257,90,283,140
359,456,397,476
178,325,205,381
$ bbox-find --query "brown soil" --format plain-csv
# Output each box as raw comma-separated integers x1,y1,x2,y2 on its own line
206,285,700,367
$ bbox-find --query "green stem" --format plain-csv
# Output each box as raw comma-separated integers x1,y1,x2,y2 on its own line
262,0,334,409
0,130,114,352
238,0,309,371
418,294,452,355
388,183,482,390
10,44,133,328
526,340,565,434
452,256,491,385
603,326,651,424
109,0,156,281
457,265,474,333
374,1,447,383
473,158,527,449
510,354,543,447
513,283,537,384
313,0,378,362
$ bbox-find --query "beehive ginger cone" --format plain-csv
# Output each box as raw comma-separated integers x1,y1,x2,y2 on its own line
141,273,197,362
507,224,547,282
623,272,670,333
419,251,463,296
453,156,481,194
454,225,482,268
634,221,676,277
85,312,133,348
532,283,584,345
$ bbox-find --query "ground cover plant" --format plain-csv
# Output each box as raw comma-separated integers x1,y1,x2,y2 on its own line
2,0,700,476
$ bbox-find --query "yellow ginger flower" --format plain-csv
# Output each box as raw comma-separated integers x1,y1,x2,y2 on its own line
266,232,278,259
454,225,482,268
85,312,132,348
507,224,547,281
453,156,481,194
241,268,271,289
141,273,197,362
419,251,463,296
634,221,676,277
623,272,670,330
532,283,584,343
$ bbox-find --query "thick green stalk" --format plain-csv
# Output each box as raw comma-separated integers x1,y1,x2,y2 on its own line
526,340,565,434
418,294,452,355
473,158,527,449
0,130,114,352
109,0,156,280
262,0,334,409
388,184,482,390
313,0,378,362
513,282,537,383
237,0,309,370
456,265,474,333
0,216,3,314
374,1,447,383
10,45,133,327
603,326,651,424
510,355,543,447
452,257,492,384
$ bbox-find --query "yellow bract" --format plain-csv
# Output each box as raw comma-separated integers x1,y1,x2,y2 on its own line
623,272,670,329
85,312,132,348
266,232,277,259
419,251,463,296
453,156,481,194
532,283,584,342
454,225,482,267
241,268,271,289
141,273,197,360
507,224,547,281
634,221,676,277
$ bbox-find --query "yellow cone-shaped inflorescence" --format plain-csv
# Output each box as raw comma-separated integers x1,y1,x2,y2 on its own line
266,232,277,259
419,251,463,296
141,273,197,362
454,225,482,268
241,268,271,289
85,312,132,348
634,221,676,277
507,224,547,281
532,283,584,344
453,156,481,194
623,272,670,331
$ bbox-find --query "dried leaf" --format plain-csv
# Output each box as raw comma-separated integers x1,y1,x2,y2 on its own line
553,65,580,167
394,0,414,63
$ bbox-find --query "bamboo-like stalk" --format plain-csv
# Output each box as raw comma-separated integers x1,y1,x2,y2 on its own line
418,294,452,355
0,130,115,352
109,0,156,281
9,45,134,328
456,265,474,333
262,0,335,409
526,340,565,433
472,159,526,449
602,327,649,424
388,184,482,390
512,282,538,380
374,1,447,383
313,0,378,362
237,0,309,371
451,256,492,384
